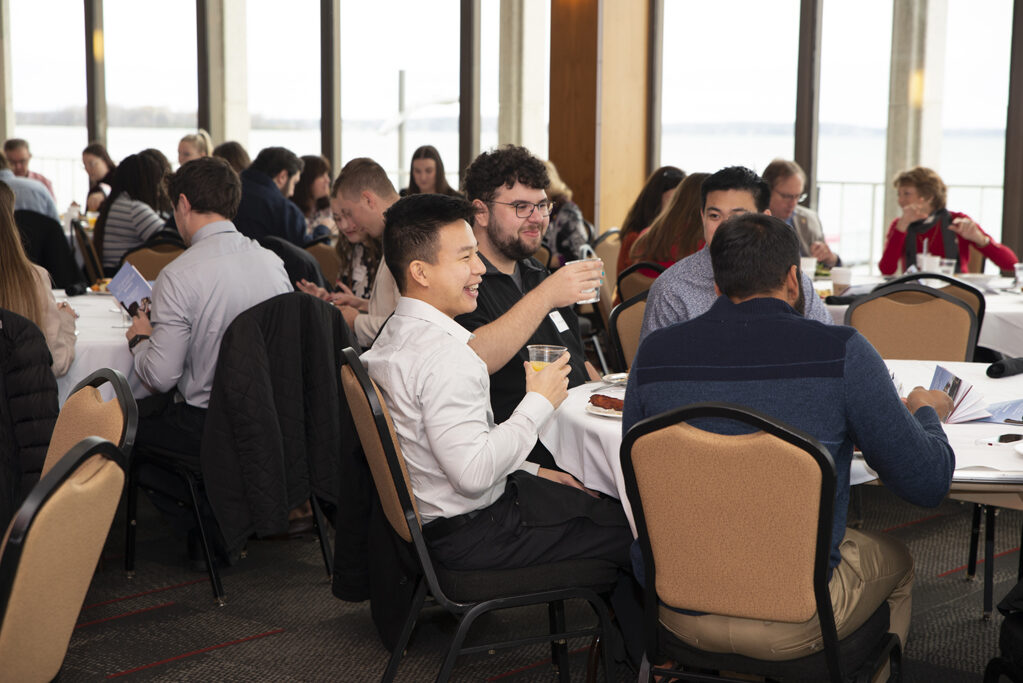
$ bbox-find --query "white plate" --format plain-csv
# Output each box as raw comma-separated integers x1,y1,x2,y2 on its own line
601,372,629,385
585,403,622,419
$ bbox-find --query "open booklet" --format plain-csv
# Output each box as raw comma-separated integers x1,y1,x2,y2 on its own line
107,262,153,318
928,365,990,423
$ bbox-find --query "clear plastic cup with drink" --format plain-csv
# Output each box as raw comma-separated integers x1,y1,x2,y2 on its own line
527,344,567,371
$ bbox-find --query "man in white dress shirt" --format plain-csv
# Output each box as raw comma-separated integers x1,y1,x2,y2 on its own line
361,195,640,658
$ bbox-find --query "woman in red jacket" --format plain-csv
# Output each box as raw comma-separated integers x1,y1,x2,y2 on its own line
878,166,1017,275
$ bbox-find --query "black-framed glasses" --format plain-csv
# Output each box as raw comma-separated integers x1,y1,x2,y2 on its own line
489,199,555,219
773,189,808,203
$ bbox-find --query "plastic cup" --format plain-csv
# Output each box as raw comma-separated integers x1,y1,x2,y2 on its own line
939,258,957,276
527,344,567,371
800,257,818,277
916,254,940,272
830,266,852,294
564,257,602,304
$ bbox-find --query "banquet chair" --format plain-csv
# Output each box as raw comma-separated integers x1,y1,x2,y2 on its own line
845,284,978,362
71,219,103,286
608,290,648,371
305,240,342,286
533,243,553,270
620,402,901,683
121,239,185,280
593,229,621,329
616,261,664,303
339,347,618,683
0,436,126,683
13,209,85,288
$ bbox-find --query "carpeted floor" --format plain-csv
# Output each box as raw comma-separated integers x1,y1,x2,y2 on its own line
58,485,1019,681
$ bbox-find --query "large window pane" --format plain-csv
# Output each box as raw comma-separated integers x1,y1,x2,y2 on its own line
10,0,87,209
104,0,197,168
816,0,893,268
339,0,460,191
940,0,1011,249
660,0,799,175
480,1,500,155
247,0,321,165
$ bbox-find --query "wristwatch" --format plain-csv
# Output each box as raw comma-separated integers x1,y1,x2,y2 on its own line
128,334,150,349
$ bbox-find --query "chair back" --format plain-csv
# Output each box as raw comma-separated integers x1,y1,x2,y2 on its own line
0,437,126,682
41,368,137,479
874,272,985,326
846,284,978,361
621,402,837,626
71,219,103,285
13,210,85,288
617,261,664,302
305,241,342,286
533,244,552,270
339,348,421,543
609,291,647,371
593,229,621,327
121,241,185,280
968,246,986,273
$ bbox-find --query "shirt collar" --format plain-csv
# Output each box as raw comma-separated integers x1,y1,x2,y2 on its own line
190,220,237,245
706,294,800,319
394,296,475,344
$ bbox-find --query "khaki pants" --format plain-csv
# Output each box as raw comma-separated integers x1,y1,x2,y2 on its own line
659,528,913,661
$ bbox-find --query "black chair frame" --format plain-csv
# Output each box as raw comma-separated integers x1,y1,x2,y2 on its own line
873,272,986,327
71,218,103,285
615,261,665,295
591,227,620,249
607,289,648,372
620,402,901,683
340,347,617,683
0,436,125,622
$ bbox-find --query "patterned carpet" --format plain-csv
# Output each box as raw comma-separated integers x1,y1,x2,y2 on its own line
58,486,1018,681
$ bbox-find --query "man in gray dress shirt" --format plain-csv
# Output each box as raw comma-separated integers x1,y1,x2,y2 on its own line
126,157,291,556
640,166,833,344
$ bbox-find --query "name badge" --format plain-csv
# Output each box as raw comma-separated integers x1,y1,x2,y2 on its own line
548,310,569,333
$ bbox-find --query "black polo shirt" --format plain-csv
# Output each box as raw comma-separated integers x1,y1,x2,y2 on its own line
456,254,588,424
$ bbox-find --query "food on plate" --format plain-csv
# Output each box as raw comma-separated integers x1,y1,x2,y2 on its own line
589,393,624,412
90,278,112,292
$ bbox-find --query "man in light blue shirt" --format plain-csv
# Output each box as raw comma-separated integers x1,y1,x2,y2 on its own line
641,166,832,343
0,149,59,221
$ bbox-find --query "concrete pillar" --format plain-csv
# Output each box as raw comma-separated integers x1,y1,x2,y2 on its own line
84,0,106,146
320,0,341,170
884,0,947,220
497,0,548,153
0,0,13,140
197,0,248,148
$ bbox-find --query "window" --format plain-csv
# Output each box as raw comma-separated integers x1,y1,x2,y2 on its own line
247,0,321,167
660,0,800,174
104,0,197,169
10,0,88,208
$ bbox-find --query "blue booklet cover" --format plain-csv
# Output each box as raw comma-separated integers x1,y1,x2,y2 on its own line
979,399,1023,425
107,262,153,317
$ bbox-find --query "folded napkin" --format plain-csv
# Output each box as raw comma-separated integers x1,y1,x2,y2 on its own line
987,357,1023,378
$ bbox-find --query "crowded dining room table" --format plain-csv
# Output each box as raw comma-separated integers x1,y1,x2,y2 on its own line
541,359,1023,537
54,287,150,404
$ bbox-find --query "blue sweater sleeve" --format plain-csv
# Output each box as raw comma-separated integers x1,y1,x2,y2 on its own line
843,334,954,507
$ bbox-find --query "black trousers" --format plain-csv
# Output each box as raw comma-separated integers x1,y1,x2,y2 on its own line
425,472,644,664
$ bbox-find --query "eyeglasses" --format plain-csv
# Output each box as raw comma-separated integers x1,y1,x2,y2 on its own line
774,189,808,203
489,199,555,219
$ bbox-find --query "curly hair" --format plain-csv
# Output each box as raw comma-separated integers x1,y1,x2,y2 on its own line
461,145,550,204
893,166,947,210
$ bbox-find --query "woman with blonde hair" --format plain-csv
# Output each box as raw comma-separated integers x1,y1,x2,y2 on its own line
0,183,76,376
630,172,710,271
542,160,594,265
178,129,213,167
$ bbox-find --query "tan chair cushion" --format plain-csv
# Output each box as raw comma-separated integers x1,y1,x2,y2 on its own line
615,300,646,370
849,296,974,361
340,366,420,542
618,271,657,302
632,423,822,623
0,454,124,682
124,244,184,280
41,386,126,478
306,242,342,286
595,231,621,327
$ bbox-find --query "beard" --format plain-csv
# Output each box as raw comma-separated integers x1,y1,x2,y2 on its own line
485,214,542,262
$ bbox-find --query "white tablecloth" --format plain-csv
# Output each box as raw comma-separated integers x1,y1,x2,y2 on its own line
55,290,152,404
824,275,1023,357
540,361,1023,536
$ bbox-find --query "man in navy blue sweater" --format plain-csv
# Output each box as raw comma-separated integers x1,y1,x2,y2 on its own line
623,213,954,660
234,146,308,246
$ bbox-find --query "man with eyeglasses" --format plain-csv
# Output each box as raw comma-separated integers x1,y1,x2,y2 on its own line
763,159,841,268
641,166,833,343
3,139,56,200
456,145,604,448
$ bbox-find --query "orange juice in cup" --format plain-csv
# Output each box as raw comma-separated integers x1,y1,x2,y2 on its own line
527,344,567,371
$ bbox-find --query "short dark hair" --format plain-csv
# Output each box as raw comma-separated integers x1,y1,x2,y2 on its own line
383,193,476,293
710,213,799,300
212,141,251,174
701,166,770,213
461,145,549,205
333,157,397,201
249,147,303,180
3,139,28,154
167,157,242,219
